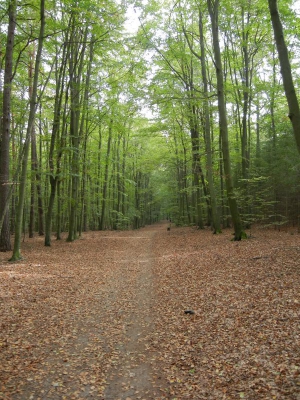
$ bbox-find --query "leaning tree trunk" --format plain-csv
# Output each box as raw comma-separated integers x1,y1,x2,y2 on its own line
207,0,244,241
10,0,45,261
0,0,16,251
268,0,300,155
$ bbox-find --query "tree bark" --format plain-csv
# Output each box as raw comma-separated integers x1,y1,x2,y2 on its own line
0,0,16,251
44,40,69,246
207,0,244,240
99,119,113,230
198,9,220,233
66,20,88,242
10,0,45,260
241,6,250,180
78,37,95,236
268,0,300,154
28,49,35,238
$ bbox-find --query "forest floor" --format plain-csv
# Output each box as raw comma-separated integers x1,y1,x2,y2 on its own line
0,222,300,400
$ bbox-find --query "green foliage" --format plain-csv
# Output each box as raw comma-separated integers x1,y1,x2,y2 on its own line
1,0,300,249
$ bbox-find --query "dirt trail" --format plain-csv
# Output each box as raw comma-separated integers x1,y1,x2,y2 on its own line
103,228,160,399
0,223,169,400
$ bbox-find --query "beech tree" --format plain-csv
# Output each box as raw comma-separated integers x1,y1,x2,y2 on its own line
0,0,16,251
10,0,45,261
181,3,221,232
44,34,70,246
207,0,244,240
268,0,300,155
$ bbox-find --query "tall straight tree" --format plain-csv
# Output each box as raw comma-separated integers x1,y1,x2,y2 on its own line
0,0,16,251
44,36,69,246
207,0,244,240
29,51,44,238
181,59,204,228
268,0,300,155
77,36,95,236
198,8,220,233
10,0,45,260
66,15,88,242
99,117,113,230
182,5,221,232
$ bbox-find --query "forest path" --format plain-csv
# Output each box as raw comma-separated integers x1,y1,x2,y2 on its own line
1,224,300,399
0,223,170,400
102,226,164,399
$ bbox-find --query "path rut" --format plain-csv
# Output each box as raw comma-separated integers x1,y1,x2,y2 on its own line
103,230,157,399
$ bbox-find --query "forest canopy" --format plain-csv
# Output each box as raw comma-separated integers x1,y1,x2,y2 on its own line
0,0,300,257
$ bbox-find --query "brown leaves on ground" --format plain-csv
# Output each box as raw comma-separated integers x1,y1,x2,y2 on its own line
0,224,299,399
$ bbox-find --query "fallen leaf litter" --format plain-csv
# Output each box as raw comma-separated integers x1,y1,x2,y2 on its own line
0,223,299,399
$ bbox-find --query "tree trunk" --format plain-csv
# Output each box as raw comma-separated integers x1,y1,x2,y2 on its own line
29,104,44,237
28,49,35,238
207,0,244,240
255,101,260,161
44,39,69,246
99,119,113,230
183,66,204,228
268,0,300,154
0,0,16,251
198,9,220,233
36,109,44,235
97,122,103,230
66,22,88,242
241,7,250,180
10,0,45,260
78,37,94,235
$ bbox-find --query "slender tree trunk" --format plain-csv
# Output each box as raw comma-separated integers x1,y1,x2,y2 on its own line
29,49,35,238
219,134,227,228
97,122,102,230
134,171,141,229
10,0,45,260
207,0,244,240
199,9,220,233
172,125,184,224
0,0,16,251
121,131,128,220
78,37,94,236
256,100,260,161
67,22,88,242
44,40,69,246
270,49,277,150
29,85,44,238
56,179,62,240
79,133,88,236
180,131,191,224
241,6,250,180
189,116,204,229
268,0,300,154
99,119,113,230
36,108,44,235
182,61,204,228
117,134,122,219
